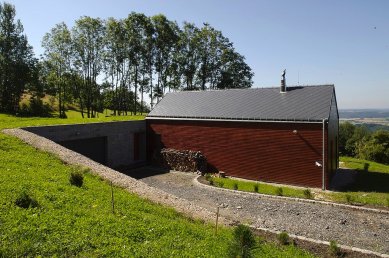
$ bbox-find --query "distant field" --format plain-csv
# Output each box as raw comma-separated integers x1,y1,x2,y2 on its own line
339,109,389,131
339,109,389,119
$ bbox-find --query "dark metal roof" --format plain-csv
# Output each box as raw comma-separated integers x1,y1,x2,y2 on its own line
147,85,335,122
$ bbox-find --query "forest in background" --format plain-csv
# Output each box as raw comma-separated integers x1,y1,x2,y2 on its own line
0,2,253,118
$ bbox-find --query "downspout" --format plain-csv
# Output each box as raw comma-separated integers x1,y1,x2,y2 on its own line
322,118,328,190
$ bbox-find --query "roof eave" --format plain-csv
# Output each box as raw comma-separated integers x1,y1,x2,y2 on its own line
146,116,324,124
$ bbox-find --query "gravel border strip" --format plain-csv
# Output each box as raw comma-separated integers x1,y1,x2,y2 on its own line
2,128,231,227
193,175,389,215
194,176,389,258
249,226,389,258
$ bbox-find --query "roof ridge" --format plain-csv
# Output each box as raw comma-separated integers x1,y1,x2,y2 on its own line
164,84,334,94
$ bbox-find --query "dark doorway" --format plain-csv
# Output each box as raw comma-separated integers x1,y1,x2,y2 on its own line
59,137,107,165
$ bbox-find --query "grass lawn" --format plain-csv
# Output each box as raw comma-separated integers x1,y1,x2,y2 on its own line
204,157,389,208
0,111,145,130
0,113,314,257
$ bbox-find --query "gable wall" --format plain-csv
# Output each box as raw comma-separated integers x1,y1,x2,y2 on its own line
147,119,326,188
327,92,339,183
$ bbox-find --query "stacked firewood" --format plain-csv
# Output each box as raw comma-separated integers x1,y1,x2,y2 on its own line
160,148,207,173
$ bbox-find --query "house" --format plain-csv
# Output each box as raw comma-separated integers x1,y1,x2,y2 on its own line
146,84,338,189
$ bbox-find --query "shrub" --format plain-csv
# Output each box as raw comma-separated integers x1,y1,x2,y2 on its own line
227,224,256,258
253,183,259,193
275,187,283,196
205,173,212,181
303,189,313,199
209,178,214,186
329,240,341,257
217,181,224,188
15,190,39,209
70,171,84,187
277,231,290,245
386,197,389,207
233,182,239,190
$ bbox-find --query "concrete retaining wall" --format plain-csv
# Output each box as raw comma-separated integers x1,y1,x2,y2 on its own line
23,120,146,168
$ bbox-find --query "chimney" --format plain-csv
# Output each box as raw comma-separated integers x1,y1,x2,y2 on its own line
280,69,286,93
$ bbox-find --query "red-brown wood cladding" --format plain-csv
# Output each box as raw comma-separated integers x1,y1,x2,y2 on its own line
147,119,328,188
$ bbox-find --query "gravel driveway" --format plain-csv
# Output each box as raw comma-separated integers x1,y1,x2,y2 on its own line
127,167,389,255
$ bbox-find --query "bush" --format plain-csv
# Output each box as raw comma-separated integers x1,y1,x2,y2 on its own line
277,231,290,245
70,171,84,187
386,198,389,207
15,190,39,209
303,189,313,199
275,187,283,196
209,178,214,186
227,224,256,258
205,173,212,181
253,183,259,193
329,240,341,257
233,182,238,190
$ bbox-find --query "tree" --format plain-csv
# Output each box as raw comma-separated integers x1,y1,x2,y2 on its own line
104,17,126,115
72,16,105,118
0,2,35,113
356,130,389,164
178,22,200,90
339,122,356,156
151,14,179,104
42,22,72,118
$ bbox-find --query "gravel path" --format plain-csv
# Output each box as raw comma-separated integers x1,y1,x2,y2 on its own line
129,168,389,255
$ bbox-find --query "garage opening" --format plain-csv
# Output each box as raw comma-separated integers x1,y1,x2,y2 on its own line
59,137,108,165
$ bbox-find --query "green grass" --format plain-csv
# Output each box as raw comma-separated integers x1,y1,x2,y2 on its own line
0,111,145,130
340,156,389,174
0,113,314,257
212,177,307,198
205,157,389,208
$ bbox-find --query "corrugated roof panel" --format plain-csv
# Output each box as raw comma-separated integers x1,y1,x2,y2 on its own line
147,85,335,121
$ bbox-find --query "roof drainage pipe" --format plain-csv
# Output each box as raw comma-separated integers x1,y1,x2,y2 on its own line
322,118,328,190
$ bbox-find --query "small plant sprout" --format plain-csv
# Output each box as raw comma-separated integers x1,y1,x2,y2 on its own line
329,240,341,257
227,224,256,258
15,189,39,209
303,189,313,199
277,231,290,245
345,194,354,204
275,187,283,196
233,182,239,190
70,170,84,187
253,183,259,193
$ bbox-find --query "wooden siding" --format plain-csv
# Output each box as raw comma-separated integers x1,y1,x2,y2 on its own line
147,119,329,188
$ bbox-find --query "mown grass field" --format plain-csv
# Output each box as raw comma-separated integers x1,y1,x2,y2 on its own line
0,113,314,257
205,157,389,208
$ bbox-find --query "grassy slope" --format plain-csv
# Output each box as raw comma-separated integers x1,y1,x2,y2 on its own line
207,157,389,208
0,113,313,257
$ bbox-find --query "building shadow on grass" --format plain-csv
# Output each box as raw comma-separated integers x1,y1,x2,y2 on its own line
330,168,389,193
117,165,170,180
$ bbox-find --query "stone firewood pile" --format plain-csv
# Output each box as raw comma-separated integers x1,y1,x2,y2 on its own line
160,148,207,173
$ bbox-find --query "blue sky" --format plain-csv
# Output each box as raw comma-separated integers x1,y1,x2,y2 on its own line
6,0,389,109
